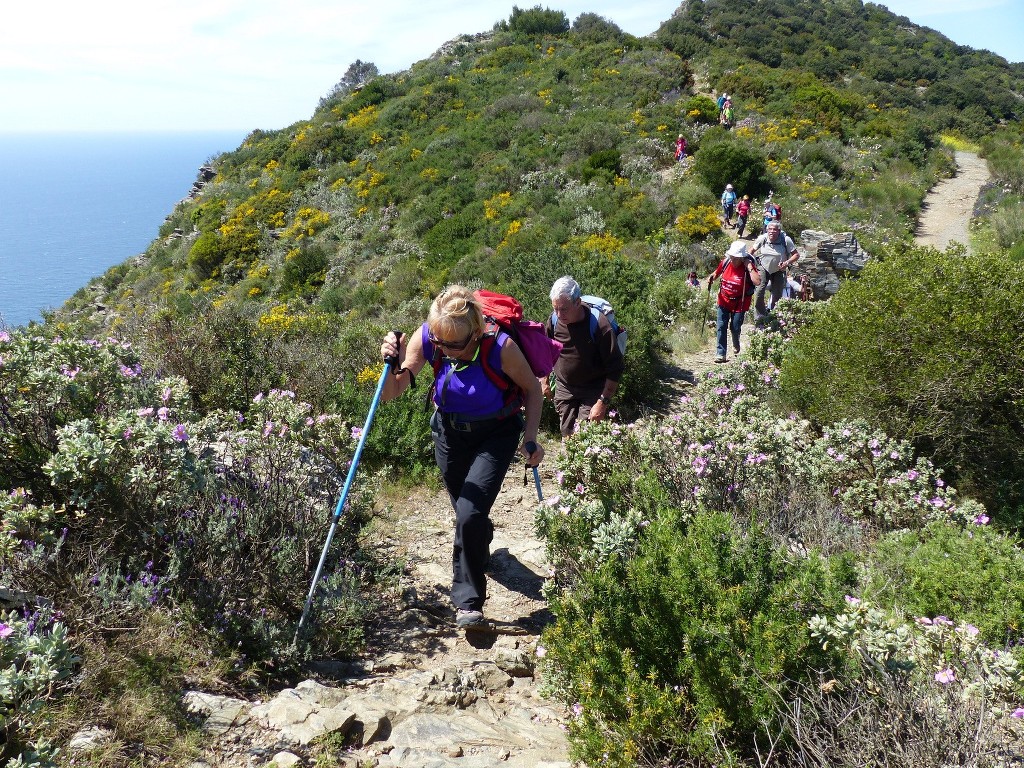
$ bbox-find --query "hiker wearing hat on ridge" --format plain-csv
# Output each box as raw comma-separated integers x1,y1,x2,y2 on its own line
750,220,800,325
721,184,737,228
707,241,761,363
379,286,544,630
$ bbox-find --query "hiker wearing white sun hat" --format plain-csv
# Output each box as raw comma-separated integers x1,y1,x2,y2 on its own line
706,241,761,362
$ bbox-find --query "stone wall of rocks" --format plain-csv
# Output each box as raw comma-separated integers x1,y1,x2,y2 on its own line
796,230,870,300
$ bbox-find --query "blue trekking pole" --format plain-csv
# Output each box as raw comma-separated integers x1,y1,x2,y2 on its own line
294,334,400,644
531,466,543,501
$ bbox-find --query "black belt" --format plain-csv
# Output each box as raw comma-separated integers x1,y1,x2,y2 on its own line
438,400,522,433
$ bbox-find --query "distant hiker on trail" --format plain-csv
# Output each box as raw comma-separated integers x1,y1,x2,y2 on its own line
736,194,751,237
543,276,625,438
674,134,687,162
763,193,782,229
686,270,700,288
379,286,544,631
720,99,734,128
707,241,761,363
750,220,801,324
721,184,737,228
717,93,729,112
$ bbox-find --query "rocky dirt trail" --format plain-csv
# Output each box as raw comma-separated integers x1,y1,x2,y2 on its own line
183,328,724,768
915,150,991,253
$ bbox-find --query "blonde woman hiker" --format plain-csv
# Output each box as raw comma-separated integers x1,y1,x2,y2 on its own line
379,286,545,630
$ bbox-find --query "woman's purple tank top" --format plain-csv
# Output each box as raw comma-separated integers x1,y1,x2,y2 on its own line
421,323,508,418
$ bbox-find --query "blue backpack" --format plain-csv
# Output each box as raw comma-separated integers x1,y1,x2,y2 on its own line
550,295,627,356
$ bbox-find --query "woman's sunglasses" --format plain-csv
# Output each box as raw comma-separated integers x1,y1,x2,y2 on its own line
428,332,474,351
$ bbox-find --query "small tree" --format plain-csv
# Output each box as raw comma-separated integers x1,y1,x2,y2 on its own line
318,59,380,109
693,139,770,196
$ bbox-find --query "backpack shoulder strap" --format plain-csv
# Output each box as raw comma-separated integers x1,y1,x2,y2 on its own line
477,322,512,392
586,306,600,340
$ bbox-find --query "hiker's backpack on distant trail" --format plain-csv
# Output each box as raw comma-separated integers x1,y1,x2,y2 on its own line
427,290,562,412
549,295,627,357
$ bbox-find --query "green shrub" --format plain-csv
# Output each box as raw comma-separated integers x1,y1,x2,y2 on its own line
187,232,227,280
988,201,1024,250
693,140,770,197
681,94,719,124
281,244,329,294
540,510,842,766
581,149,621,184
0,609,77,767
794,140,845,178
984,138,1024,193
779,244,1024,522
863,522,1024,648
504,5,569,36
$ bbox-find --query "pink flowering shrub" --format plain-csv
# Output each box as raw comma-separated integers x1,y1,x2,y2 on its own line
535,303,1006,765
793,598,1024,763
0,329,380,670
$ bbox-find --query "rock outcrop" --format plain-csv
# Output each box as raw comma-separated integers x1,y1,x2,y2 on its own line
797,230,871,300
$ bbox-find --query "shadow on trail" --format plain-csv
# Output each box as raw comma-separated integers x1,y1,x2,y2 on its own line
487,547,544,600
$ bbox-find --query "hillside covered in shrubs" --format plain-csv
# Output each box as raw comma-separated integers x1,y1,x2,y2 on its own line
3,0,1024,765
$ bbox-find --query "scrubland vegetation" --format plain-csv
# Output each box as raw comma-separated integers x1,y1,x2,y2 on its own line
4,0,1024,765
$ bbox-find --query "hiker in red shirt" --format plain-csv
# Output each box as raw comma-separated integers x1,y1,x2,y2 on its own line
707,241,761,363
736,195,751,238
674,134,687,162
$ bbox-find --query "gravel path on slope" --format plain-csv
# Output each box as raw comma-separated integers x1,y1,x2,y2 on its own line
915,150,991,253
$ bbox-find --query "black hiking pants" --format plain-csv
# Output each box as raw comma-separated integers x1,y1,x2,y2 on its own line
431,410,523,612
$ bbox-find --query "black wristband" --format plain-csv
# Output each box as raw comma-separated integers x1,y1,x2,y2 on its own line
394,367,416,389
524,441,537,455
598,394,611,404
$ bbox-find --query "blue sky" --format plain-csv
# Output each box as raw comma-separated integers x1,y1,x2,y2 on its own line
0,0,1020,133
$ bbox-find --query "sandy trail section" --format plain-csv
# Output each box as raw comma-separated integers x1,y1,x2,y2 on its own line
915,150,991,253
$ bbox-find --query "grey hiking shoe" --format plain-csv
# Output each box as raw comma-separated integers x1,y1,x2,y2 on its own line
455,609,486,628
714,355,727,363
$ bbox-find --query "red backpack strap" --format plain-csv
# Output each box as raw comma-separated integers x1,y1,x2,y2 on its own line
478,324,525,414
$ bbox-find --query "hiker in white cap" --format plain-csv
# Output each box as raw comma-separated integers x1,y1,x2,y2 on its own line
707,241,761,363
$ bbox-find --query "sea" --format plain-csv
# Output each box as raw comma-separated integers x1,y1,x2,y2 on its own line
0,131,248,328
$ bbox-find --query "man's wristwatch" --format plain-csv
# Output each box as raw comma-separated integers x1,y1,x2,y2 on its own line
598,394,611,404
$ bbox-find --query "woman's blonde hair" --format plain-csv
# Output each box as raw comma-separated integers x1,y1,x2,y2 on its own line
428,285,484,340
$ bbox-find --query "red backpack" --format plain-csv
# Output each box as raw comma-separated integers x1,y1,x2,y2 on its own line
428,290,562,408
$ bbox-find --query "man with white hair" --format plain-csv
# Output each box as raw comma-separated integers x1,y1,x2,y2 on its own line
750,220,800,324
543,276,625,437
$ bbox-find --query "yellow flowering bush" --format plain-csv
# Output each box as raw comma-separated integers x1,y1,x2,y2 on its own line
346,104,379,130
674,205,723,239
282,207,330,241
484,191,512,220
579,232,625,256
